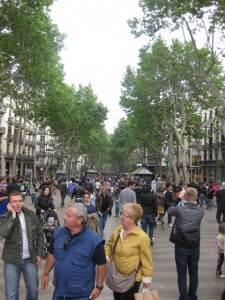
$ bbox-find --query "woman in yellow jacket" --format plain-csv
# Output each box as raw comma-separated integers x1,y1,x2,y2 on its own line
105,203,154,300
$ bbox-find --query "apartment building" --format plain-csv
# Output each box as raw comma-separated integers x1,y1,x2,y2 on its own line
0,100,59,179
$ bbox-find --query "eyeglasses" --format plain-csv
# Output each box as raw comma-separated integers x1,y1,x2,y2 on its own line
63,236,72,251
120,212,130,218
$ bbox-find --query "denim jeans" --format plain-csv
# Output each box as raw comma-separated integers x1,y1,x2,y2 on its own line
175,247,200,300
115,201,120,216
141,214,155,240
57,297,90,300
99,210,108,233
4,258,38,300
31,192,37,204
199,194,205,207
216,208,225,224
60,191,66,205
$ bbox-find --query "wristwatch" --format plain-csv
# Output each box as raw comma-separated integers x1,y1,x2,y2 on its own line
96,285,104,290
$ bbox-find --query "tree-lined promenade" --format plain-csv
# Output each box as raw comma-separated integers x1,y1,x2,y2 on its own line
1,1,225,181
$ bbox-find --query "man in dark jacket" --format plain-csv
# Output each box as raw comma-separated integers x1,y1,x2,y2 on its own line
216,182,225,224
58,179,67,207
0,190,44,300
139,183,158,245
168,187,204,300
164,183,174,227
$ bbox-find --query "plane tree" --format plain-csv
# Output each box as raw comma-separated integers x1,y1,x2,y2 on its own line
120,37,224,182
128,0,225,135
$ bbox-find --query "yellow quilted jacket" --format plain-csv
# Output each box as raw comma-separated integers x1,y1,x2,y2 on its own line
105,225,153,282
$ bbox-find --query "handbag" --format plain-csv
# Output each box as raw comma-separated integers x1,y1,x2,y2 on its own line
134,289,159,300
157,206,165,214
105,234,142,293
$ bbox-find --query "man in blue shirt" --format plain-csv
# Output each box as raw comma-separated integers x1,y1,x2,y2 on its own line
41,203,107,300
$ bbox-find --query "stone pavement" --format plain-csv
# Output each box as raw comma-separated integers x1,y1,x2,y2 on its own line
0,191,224,299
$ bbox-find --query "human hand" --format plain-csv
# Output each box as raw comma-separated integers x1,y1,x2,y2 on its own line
41,210,45,213
143,282,151,289
89,287,101,299
34,256,42,267
41,274,49,290
7,202,16,215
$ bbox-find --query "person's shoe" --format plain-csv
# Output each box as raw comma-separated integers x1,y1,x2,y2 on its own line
150,240,154,246
169,223,173,227
218,274,225,278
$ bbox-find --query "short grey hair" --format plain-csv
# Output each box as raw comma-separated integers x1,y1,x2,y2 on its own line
71,203,87,224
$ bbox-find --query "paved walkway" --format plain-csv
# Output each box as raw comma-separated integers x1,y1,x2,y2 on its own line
0,191,224,299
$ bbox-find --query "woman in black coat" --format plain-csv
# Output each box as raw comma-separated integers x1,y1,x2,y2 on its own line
35,185,56,223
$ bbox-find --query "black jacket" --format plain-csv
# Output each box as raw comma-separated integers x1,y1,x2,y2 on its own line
216,189,225,210
35,196,55,214
139,190,158,216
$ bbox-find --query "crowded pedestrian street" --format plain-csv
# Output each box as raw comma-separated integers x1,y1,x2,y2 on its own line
0,190,224,300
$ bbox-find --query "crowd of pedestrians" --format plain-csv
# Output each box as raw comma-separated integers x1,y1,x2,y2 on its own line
0,174,225,299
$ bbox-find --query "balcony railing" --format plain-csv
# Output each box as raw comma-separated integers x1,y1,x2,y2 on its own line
0,127,6,135
25,139,35,147
0,105,7,114
8,116,14,125
7,134,15,141
4,152,14,158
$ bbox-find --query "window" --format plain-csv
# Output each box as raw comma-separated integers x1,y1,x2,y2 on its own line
40,146,45,153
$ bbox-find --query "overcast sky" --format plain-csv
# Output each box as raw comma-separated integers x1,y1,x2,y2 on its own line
50,0,147,133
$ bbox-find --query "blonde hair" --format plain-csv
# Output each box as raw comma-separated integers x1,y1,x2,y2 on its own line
219,223,225,234
184,187,198,202
122,203,143,225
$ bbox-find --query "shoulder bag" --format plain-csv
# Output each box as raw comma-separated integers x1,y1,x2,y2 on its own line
105,234,142,293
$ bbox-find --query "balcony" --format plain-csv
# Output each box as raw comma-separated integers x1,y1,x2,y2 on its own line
8,116,14,125
14,119,20,128
37,140,45,145
17,154,34,161
0,127,6,135
25,139,35,147
200,160,217,166
0,104,7,114
4,152,14,159
26,125,36,134
7,134,15,141
36,151,45,157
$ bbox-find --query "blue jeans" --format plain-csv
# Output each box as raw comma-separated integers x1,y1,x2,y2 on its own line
199,194,205,207
53,288,90,300
175,247,200,300
115,201,120,216
4,258,39,300
141,214,155,240
57,297,90,300
99,211,108,233
31,192,37,204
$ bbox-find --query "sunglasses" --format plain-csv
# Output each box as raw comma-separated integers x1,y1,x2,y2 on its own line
64,236,73,251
